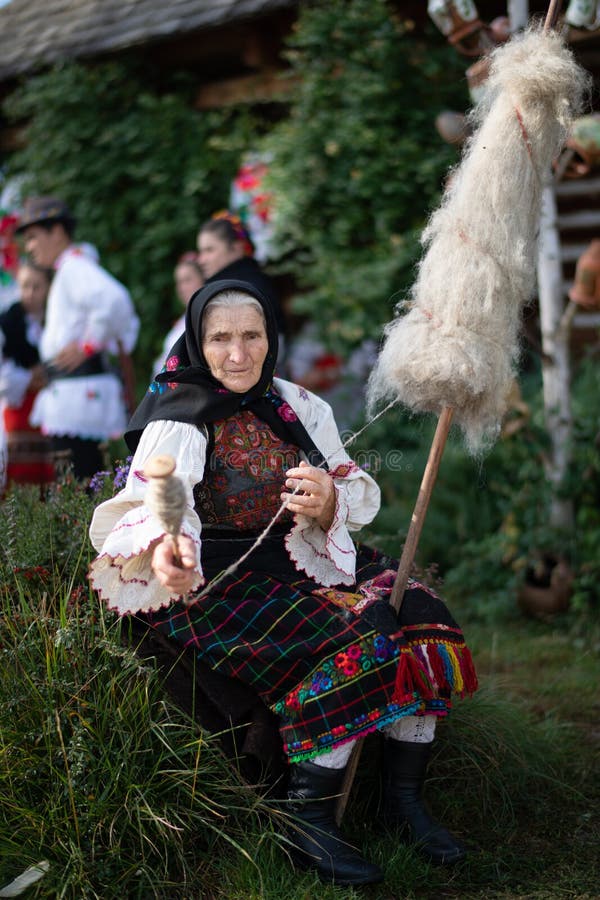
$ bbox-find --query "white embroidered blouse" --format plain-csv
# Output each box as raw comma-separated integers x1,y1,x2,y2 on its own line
89,379,381,616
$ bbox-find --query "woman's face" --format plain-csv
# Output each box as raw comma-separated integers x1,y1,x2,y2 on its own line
202,304,268,393
17,266,49,317
174,262,203,307
197,231,245,279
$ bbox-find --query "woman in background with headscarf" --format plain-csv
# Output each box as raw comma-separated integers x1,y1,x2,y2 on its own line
0,260,54,488
152,251,204,377
197,211,287,365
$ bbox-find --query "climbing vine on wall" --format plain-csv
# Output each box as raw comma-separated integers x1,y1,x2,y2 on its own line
263,0,470,351
3,59,262,375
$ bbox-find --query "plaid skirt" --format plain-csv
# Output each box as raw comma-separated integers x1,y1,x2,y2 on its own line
143,534,477,763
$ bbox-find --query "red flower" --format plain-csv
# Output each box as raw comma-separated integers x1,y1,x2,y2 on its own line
277,402,298,422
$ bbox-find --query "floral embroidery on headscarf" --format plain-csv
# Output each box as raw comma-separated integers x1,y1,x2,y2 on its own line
277,401,298,422
211,210,254,256
264,386,298,422
149,355,185,395
165,355,181,372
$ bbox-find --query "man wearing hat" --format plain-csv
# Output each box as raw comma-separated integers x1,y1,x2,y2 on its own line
16,197,139,480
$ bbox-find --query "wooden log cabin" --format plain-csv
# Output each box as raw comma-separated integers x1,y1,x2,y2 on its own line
0,0,598,352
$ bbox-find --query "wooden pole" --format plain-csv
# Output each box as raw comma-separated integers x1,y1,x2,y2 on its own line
390,406,454,611
544,0,564,30
335,406,454,825
537,184,575,530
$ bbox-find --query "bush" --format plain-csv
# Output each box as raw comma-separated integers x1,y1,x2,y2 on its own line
263,0,469,352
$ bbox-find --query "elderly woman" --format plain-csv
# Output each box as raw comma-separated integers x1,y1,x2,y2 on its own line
89,280,477,887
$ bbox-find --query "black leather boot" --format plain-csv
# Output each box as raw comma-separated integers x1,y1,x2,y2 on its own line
285,760,384,885
381,739,467,865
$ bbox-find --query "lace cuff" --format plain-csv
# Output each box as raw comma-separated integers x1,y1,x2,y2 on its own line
88,505,203,615
285,480,356,586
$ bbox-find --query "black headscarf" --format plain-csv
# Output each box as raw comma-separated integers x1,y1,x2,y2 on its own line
0,302,41,369
205,256,286,336
125,279,326,468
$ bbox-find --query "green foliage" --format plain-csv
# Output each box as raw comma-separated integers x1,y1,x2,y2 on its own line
565,355,600,610
354,357,600,622
3,60,261,378
263,0,469,351
1,483,97,593
0,589,274,897
0,464,598,898
447,358,600,620
0,456,128,591
353,409,505,573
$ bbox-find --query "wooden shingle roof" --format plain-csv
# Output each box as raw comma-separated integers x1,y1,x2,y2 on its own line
0,0,296,81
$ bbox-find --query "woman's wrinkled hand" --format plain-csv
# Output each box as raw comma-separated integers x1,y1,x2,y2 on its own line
152,534,198,594
282,460,336,531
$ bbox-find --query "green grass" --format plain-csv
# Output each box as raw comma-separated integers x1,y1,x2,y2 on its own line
0,478,598,898
0,581,272,898
2,580,597,898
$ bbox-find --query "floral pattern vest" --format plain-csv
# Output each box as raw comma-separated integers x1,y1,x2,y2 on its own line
193,409,300,532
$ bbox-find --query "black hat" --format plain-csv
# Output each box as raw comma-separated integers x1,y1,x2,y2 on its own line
15,196,76,234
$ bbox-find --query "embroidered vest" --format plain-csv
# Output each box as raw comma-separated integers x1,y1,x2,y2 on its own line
194,409,300,532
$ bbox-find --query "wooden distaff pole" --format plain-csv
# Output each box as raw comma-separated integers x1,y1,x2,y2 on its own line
544,0,564,31
335,0,565,829
334,407,453,824
389,406,455,611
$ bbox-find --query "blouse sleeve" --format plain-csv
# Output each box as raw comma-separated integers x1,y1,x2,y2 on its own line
277,380,381,586
88,419,206,615
74,257,139,353
0,358,32,408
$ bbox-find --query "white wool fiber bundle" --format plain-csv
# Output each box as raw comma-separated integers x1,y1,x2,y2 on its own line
367,27,588,452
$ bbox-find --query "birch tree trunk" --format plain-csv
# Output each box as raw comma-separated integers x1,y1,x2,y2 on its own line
536,182,575,530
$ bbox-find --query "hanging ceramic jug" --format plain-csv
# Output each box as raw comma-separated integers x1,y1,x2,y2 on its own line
435,111,470,145
564,0,598,29
569,239,600,309
554,114,600,179
427,0,493,56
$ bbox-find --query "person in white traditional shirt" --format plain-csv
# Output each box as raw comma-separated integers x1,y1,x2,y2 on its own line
16,197,139,480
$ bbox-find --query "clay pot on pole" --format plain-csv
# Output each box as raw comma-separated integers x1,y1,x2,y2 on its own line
569,239,600,310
